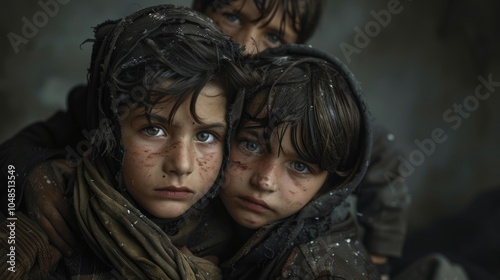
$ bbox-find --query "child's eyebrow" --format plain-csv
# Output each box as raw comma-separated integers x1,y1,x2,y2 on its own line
130,113,167,126
239,126,263,140
194,122,227,132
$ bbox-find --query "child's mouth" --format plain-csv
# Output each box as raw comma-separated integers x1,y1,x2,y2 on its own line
154,186,194,200
238,195,271,213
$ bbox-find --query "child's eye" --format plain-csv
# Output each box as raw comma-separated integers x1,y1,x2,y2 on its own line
196,132,216,143
222,12,240,24
266,33,282,45
290,162,311,174
143,126,165,137
240,140,262,154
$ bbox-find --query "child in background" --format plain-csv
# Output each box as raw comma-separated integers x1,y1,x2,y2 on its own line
218,44,378,279
1,5,256,279
193,0,323,53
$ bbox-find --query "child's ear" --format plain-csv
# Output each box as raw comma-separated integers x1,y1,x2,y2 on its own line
191,0,205,12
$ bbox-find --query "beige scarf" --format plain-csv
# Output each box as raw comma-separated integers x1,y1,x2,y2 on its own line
73,154,221,279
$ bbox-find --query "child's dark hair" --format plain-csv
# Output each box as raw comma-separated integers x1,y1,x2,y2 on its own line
193,0,324,44
243,46,366,190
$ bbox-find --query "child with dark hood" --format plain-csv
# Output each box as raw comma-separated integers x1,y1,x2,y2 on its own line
0,4,257,279
217,44,379,279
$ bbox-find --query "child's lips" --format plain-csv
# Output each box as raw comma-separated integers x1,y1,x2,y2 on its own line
238,195,271,213
154,186,194,200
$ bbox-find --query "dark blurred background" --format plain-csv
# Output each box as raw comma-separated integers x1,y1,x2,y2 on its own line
1,0,499,236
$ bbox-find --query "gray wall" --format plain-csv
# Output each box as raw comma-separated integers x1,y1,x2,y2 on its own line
1,0,499,233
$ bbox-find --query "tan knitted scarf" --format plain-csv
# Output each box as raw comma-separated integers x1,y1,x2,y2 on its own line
73,154,221,279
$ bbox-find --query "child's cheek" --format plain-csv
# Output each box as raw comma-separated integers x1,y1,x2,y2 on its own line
226,160,252,184
196,152,221,182
141,149,155,168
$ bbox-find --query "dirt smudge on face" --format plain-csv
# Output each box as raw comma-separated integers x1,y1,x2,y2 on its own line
197,152,220,181
228,160,251,171
137,149,154,167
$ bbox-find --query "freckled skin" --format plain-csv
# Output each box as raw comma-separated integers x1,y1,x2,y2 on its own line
120,83,227,219
197,152,218,181
221,124,328,229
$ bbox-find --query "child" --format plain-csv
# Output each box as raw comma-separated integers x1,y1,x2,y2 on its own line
1,4,256,279
218,44,379,279
192,0,324,53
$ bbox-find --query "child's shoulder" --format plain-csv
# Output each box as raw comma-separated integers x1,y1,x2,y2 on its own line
279,215,379,279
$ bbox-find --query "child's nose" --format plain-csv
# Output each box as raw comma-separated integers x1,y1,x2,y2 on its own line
250,161,278,192
163,140,194,176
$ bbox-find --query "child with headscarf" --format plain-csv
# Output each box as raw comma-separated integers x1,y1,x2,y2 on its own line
0,5,256,279
218,44,379,279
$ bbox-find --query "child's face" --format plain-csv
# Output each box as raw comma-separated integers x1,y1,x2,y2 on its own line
204,0,299,54
220,120,328,229
120,83,227,219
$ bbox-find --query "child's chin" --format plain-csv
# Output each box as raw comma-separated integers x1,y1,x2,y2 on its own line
149,205,191,219
237,217,266,229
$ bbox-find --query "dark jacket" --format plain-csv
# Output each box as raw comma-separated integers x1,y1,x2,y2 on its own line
355,124,410,258
0,84,87,214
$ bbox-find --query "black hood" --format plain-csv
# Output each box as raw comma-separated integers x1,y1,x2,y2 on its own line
225,44,373,276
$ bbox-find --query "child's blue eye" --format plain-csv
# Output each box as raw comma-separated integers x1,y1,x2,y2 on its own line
222,12,240,24
291,162,311,174
144,126,165,137
196,132,216,143
266,33,282,45
241,140,262,153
